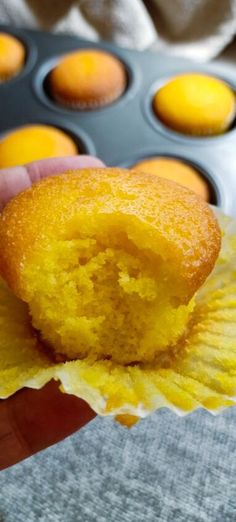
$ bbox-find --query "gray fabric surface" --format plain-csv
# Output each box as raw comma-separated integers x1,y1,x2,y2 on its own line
0,408,236,521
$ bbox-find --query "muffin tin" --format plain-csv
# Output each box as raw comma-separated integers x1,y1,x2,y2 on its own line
1,24,236,216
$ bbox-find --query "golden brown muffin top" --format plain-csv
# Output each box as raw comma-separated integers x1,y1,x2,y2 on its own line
0,125,78,168
0,32,25,80
153,73,236,136
0,168,221,303
49,49,127,108
133,157,211,201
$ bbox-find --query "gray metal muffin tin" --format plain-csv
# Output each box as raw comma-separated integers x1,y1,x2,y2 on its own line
1,25,236,216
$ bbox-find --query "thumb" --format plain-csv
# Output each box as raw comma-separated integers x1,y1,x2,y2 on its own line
0,381,96,470
0,155,105,211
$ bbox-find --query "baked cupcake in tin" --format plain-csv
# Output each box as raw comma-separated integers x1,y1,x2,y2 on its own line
0,124,78,167
49,49,127,109
0,32,25,82
133,156,211,201
153,73,236,136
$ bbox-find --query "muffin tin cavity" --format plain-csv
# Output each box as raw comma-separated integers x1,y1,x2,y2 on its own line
144,75,236,144
49,49,127,109
153,73,236,138
122,153,220,206
0,29,37,84
0,24,236,217
0,122,95,168
34,51,134,114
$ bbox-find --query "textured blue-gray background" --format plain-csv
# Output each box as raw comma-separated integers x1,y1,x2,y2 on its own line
0,408,236,522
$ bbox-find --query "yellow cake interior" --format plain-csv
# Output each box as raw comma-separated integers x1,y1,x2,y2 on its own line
24,216,194,365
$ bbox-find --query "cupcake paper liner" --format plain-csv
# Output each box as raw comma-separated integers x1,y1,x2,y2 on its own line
0,64,24,83
0,71,18,83
154,107,236,137
52,84,126,110
1,209,236,424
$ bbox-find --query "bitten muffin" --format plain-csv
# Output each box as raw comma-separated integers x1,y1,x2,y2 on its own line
49,49,127,109
0,124,78,167
153,73,236,136
133,157,210,201
0,168,220,366
0,32,25,81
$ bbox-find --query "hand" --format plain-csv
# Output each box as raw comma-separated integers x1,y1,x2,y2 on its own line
0,155,104,470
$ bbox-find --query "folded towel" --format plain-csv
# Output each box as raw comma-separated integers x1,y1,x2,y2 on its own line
0,0,236,61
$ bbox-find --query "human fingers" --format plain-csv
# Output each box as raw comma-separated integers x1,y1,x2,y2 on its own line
0,155,105,211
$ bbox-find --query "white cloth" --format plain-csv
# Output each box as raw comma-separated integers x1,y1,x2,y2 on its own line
0,0,236,61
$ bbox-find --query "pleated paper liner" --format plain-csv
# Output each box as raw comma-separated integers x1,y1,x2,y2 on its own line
52,86,126,109
1,209,236,426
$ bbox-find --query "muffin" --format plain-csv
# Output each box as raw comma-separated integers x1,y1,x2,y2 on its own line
49,49,127,109
153,73,236,136
133,157,210,201
0,32,25,82
0,167,220,364
0,124,78,168
0,168,236,425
